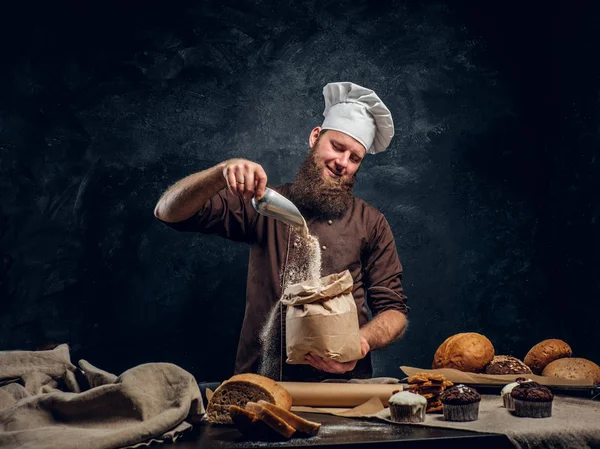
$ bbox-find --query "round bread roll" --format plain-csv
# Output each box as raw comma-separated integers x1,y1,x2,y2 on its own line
542,358,600,384
432,332,495,373
523,339,572,375
485,355,532,375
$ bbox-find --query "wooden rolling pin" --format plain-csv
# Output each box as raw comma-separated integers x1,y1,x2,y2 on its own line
279,382,402,407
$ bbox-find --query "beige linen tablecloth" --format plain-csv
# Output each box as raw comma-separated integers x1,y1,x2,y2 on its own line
377,395,600,449
0,344,204,449
294,387,600,449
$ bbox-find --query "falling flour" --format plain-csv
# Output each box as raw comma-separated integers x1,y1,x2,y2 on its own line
289,222,322,285
257,301,281,379
258,221,323,379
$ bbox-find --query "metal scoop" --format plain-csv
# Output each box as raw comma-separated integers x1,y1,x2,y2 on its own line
251,187,306,228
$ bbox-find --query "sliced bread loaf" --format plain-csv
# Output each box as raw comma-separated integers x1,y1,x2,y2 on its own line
206,373,292,424
230,400,322,440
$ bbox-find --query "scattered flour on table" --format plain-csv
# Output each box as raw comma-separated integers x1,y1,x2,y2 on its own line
223,421,401,448
318,422,394,433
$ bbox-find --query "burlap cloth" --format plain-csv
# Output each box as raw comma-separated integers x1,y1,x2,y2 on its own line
377,394,600,449
0,344,205,449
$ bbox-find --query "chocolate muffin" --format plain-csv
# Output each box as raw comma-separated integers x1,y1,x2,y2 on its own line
440,384,481,421
485,356,533,375
510,381,553,418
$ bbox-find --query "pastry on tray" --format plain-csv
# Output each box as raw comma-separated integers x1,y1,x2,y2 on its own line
432,332,495,373
523,339,572,375
542,357,600,384
485,355,532,375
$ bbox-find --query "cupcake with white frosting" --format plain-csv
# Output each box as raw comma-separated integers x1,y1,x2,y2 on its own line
388,391,427,423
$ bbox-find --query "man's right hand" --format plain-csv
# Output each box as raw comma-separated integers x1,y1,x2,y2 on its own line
222,159,268,201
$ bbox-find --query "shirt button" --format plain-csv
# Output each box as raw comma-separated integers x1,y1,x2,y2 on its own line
322,245,327,250
327,220,333,225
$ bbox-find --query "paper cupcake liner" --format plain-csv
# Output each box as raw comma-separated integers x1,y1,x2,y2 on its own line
503,394,515,411
442,402,480,422
512,399,552,418
389,404,426,423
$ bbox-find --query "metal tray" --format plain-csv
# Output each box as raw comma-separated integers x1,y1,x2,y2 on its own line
460,382,600,400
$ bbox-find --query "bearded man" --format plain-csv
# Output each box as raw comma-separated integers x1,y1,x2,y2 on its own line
154,82,409,381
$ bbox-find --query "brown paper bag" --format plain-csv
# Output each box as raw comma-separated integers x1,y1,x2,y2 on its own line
281,270,362,364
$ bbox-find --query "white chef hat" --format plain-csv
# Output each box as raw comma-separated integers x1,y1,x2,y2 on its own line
321,82,394,154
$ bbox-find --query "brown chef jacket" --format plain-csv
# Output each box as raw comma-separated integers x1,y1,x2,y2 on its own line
161,183,409,381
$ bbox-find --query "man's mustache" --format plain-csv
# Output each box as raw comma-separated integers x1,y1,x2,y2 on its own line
326,165,343,176
321,164,355,188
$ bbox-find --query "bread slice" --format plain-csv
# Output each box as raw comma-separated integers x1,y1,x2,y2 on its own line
257,400,321,436
206,373,292,424
229,405,284,440
229,406,260,436
245,402,296,438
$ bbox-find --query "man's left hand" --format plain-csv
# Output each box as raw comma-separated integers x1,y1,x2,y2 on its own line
305,335,370,374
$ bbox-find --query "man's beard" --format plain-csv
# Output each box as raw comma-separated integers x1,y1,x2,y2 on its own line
288,149,356,219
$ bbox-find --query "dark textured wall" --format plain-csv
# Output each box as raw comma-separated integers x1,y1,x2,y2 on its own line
1,1,599,382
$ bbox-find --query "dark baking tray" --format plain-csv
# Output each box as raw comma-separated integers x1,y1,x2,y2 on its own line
458,382,600,400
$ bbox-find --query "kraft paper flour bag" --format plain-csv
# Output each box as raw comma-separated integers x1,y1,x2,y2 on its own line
281,270,362,364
